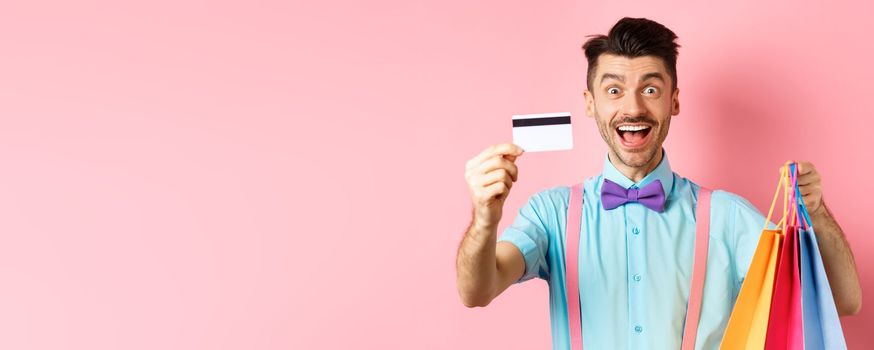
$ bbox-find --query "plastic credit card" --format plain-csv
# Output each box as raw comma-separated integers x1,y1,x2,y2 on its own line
511,112,573,152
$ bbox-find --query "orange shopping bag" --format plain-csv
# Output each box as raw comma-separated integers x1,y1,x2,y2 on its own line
720,165,793,349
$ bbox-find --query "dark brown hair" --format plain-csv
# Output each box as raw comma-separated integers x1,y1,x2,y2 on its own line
582,17,680,91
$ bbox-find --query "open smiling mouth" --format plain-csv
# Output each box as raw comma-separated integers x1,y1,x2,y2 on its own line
615,124,653,149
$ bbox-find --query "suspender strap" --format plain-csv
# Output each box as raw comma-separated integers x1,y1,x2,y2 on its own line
564,184,712,350
565,183,584,350
682,187,711,350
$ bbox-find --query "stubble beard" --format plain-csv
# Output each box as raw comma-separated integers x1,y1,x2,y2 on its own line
596,114,671,170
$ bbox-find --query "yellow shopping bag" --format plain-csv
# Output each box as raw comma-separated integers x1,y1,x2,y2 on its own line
721,165,793,349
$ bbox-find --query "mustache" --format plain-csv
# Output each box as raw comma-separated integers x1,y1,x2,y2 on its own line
613,116,656,128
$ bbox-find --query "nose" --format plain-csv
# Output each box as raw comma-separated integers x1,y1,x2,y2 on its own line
621,91,646,118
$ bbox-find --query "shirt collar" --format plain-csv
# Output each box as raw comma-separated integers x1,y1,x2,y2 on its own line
601,148,674,196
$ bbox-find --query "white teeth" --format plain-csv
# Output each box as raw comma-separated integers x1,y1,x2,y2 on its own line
617,125,651,132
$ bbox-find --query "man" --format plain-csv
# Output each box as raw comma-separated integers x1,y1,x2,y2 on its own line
455,17,861,349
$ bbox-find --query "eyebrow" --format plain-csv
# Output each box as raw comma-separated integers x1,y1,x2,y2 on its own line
599,72,666,85
599,73,624,84
641,72,665,83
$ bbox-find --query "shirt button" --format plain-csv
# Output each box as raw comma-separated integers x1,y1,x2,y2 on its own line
632,227,640,235
633,274,642,282
634,325,643,333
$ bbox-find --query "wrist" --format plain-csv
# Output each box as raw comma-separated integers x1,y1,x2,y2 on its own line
810,199,830,220
472,218,497,233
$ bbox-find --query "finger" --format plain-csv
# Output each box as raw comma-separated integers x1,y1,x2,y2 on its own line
798,183,820,196
479,168,514,189
469,143,525,168
799,186,814,197
796,172,821,186
483,181,509,201
796,161,815,175
478,156,519,181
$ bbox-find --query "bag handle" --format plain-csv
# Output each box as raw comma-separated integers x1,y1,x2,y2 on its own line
780,162,812,230
785,163,799,230
764,165,788,231
790,163,813,230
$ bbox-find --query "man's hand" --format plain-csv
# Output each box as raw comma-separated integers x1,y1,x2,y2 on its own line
464,143,525,230
784,160,862,316
457,143,526,308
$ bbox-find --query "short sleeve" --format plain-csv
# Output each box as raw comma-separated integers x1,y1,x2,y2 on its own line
497,191,553,284
729,192,778,285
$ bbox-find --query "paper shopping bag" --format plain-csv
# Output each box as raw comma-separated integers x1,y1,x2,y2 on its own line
720,228,782,349
799,227,847,349
794,165,848,350
763,224,803,349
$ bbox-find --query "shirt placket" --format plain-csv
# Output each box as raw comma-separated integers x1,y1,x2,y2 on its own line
625,186,648,347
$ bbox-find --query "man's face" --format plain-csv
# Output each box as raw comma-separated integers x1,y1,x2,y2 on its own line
584,54,680,170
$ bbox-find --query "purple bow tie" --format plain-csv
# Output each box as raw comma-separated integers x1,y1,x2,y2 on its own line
601,178,666,212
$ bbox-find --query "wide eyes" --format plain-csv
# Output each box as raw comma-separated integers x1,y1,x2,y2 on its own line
605,86,659,97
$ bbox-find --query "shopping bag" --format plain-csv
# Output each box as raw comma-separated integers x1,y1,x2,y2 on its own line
794,165,848,350
721,165,790,349
764,225,802,349
764,164,804,349
720,229,781,349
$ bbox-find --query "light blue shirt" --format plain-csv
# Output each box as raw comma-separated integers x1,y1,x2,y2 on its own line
497,149,776,349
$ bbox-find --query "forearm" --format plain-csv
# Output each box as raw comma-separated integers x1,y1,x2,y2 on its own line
456,217,499,308
810,200,862,316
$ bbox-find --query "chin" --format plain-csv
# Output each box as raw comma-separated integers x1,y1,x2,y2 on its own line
614,145,659,168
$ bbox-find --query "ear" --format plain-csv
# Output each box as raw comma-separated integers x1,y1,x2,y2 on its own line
583,90,595,118
671,87,680,116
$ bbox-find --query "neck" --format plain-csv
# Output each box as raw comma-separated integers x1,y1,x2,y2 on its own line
608,148,663,183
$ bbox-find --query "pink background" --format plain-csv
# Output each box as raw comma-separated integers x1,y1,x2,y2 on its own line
0,1,871,349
